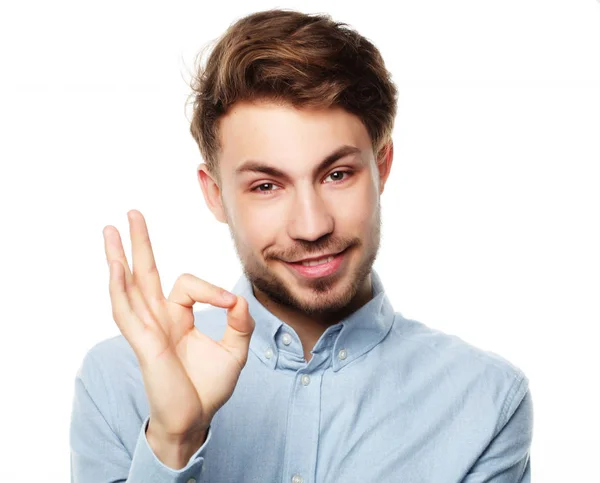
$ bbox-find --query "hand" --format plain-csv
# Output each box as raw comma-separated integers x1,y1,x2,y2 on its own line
103,209,255,444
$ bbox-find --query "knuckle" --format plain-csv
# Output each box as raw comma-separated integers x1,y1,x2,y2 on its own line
176,273,193,285
135,264,158,279
144,264,159,277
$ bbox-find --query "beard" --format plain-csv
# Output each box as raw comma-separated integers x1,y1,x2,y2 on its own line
227,202,382,316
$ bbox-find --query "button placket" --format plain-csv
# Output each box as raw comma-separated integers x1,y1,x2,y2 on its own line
283,370,322,483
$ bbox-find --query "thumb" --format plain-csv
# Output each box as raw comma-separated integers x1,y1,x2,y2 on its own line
221,295,255,363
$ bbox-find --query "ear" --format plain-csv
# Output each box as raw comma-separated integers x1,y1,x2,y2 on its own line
375,139,394,195
197,164,228,224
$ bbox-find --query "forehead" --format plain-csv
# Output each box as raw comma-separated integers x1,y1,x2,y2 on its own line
217,100,372,175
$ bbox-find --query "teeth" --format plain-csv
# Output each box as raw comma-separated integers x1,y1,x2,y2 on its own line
301,255,334,267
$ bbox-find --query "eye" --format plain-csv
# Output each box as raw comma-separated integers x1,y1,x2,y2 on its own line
324,170,352,183
251,182,279,194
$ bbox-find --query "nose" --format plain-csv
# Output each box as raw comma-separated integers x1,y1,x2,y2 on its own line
287,187,334,242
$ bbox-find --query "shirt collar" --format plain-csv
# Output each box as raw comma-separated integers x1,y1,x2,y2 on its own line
229,269,395,372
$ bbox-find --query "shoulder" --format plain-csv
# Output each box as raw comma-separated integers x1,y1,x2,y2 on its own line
389,312,530,427
391,312,526,377
77,334,136,385
87,302,225,352
78,306,229,379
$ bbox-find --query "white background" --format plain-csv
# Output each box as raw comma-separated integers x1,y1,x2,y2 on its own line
1,0,598,481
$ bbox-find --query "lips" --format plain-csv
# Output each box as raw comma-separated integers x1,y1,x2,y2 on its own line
284,249,347,279
288,249,345,264
296,254,335,267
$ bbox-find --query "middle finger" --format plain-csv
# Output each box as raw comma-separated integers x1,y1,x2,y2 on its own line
128,209,164,304
103,223,157,328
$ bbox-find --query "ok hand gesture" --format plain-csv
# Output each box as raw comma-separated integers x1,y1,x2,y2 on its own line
103,210,255,466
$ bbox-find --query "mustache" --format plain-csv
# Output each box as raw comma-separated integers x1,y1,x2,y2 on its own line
267,236,361,262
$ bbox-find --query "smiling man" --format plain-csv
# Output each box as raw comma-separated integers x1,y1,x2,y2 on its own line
202,102,387,363
70,8,533,483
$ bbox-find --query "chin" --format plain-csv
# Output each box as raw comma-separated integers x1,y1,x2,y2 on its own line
298,283,357,315
252,254,369,316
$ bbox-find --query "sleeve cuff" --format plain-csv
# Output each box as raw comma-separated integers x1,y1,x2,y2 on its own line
127,415,212,482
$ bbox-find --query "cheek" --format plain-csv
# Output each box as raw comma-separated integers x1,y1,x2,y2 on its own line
232,198,283,248
331,182,378,229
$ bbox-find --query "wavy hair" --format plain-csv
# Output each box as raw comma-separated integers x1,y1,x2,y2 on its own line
187,8,398,183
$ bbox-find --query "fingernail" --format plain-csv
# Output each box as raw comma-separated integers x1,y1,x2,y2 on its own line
222,291,237,303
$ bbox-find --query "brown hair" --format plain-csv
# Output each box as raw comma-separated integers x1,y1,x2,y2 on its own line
187,8,398,183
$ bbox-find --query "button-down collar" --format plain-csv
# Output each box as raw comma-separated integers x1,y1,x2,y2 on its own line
229,269,395,372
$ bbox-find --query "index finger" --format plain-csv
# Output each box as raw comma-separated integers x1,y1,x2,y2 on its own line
167,273,238,309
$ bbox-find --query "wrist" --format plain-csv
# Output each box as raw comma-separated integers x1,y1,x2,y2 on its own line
146,423,209,470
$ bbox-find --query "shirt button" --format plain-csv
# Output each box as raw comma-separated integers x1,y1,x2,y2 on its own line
282,333,292,345
264,347,273,359
292,475,304,483
301,374,311,386
338,348,348,360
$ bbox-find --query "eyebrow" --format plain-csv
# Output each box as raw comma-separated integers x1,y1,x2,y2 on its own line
234,144,362,182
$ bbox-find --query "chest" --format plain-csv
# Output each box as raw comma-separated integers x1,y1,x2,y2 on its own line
198,356,495,482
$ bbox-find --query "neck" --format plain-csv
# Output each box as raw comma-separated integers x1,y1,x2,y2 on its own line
252,274,373,361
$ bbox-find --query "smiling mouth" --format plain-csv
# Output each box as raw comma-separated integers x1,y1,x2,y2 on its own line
296,254,336,267
283,248,348,279
286,248,346,264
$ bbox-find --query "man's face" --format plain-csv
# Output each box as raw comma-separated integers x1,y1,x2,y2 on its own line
200,100,392,316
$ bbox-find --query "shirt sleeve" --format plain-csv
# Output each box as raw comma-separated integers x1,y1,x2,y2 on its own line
461,372,534,483
70,350,212,482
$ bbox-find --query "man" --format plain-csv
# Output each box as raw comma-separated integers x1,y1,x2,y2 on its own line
70,8,533,483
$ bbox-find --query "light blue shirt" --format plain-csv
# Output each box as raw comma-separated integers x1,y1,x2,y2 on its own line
70,269,533,482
